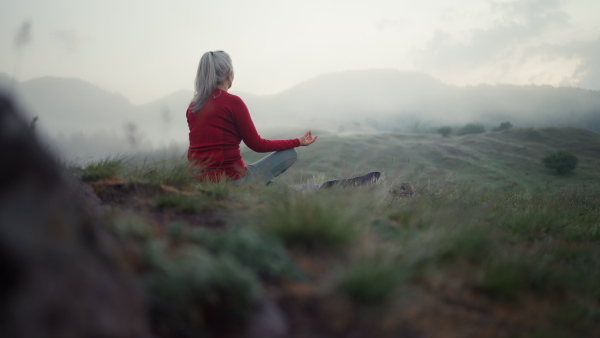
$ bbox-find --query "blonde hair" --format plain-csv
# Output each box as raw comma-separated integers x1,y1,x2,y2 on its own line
190,50,233,113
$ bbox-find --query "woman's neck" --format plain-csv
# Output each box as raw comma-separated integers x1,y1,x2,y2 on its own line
216,85,228,92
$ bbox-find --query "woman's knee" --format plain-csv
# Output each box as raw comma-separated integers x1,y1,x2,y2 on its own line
280,148,297,160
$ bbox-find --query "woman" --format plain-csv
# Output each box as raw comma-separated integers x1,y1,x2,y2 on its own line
187,51,318,184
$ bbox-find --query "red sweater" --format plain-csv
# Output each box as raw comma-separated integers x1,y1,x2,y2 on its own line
187,89,300,181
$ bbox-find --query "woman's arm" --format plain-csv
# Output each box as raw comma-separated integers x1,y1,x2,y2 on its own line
231,96,301,152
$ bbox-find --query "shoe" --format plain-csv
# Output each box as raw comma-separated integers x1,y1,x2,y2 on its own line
319,172,381,189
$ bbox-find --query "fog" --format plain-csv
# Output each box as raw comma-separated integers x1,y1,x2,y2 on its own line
3,69,600,161
2,0,600,160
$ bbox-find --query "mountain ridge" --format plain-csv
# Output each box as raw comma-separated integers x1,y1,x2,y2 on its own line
3,70,600,143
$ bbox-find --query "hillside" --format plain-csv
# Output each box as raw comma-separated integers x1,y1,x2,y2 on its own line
241,127,600,191
6,88,600,338
74,126,600,337
4,70,600,162
18,76,135,134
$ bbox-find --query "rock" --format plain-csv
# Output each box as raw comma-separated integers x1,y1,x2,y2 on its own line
0,92,149,338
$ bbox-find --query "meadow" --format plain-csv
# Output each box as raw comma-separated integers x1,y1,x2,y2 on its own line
72,127,600,338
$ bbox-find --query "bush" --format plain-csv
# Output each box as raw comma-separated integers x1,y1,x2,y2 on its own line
437,126,452,137
542,150,579,175
457,123,485,136
189,226,299,279
144,248,260,337
337,254,404,306
492,121,513,132
261,190,363,250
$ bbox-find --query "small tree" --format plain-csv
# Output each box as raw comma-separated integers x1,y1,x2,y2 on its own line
437,126,452,137
492,121,513,132
542,150,578,175
457,123,485,136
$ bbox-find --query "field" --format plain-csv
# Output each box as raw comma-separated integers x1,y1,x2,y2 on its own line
70,127,600,338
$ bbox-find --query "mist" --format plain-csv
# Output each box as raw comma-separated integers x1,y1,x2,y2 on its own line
3,68,600,162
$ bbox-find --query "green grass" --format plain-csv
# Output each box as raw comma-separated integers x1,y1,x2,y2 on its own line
260,188,366,250
154,193,212,213
337,252,406,306
86,127,600,337
126,156,194,188
73,155,127,181
276,127,600,191
144,248,260,337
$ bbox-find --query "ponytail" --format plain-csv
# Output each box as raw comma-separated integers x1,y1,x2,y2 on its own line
190,51,233,113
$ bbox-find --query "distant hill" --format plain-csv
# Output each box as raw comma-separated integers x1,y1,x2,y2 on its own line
242,69,600,132
3,70,600,160
17,76,135,135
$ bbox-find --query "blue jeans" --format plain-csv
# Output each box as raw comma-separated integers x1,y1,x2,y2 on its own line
231,148,297,185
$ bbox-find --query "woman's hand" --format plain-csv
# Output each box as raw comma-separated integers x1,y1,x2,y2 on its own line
298,130,318,146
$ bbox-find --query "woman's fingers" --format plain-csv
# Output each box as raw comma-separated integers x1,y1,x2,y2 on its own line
301,130,318,145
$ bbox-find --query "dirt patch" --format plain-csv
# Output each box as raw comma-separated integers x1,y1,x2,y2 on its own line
88,180,226,229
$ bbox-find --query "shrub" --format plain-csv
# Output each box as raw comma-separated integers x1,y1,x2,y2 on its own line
261,190,363,250
337,254,404,306
437,126,452,137
492,121,513,132
457,123,485,136
476,255,565,298
144,248,260,337
189,226,300,279
542,150,579,175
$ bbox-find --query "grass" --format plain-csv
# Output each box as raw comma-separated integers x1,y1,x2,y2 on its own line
144,248,260,337
126,156,194,188
260,187,366,250
73,127,600,337
154,193,212,213
281,127,600,191
337,252,406,306
72,155,126,181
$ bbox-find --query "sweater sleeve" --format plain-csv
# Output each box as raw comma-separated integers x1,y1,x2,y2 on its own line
230,96,300,152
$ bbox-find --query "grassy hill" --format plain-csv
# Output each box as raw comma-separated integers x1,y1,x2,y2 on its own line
240,127,600,191
64,127,600,337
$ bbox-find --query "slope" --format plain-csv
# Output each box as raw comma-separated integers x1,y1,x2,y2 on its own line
251,127,600,191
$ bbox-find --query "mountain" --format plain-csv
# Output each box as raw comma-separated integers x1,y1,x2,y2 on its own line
242,69,600,131
3,70,600,160
17,76,136,135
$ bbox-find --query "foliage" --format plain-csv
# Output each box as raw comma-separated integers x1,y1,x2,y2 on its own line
75,156,126,181
542,150,579,175
437,126,452,137
126,157,194,188
154,193,211,214
189,226,300,279
79,128,600,336
337,253,405,306
492,121,513,132
476,254,566,299
261,189,363,250
457,123,486,135
144,248,260,337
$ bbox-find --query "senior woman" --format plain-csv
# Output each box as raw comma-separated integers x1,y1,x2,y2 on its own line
186,50,317,184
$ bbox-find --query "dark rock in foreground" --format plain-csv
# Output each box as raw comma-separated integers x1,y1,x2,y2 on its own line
0,92,149,338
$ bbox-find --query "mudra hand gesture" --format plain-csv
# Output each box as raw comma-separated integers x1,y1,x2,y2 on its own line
298,130,318,146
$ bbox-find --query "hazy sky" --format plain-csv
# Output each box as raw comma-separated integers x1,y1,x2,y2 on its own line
1,0,599,104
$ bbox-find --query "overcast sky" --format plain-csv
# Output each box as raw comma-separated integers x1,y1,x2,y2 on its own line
1,0,599,105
